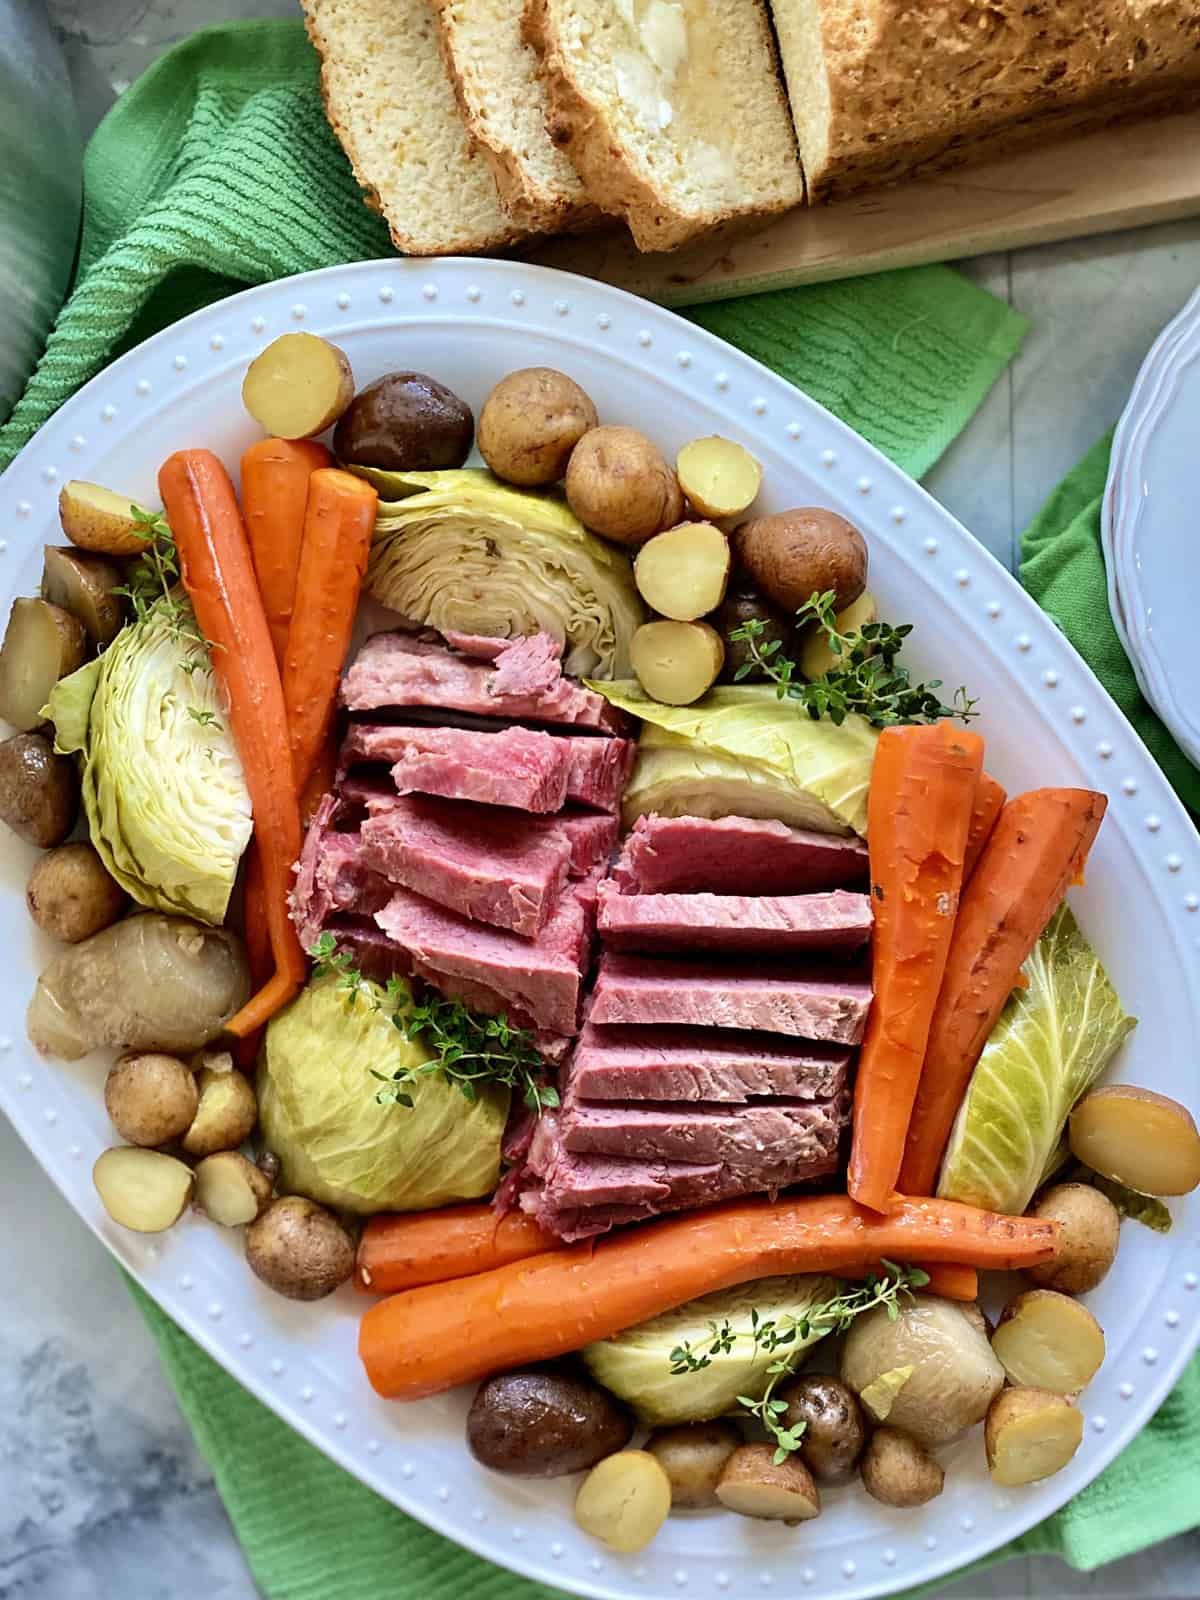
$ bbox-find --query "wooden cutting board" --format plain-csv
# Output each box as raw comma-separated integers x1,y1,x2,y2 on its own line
526,107,1200,307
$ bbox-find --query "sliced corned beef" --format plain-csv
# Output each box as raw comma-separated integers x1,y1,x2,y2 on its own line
569,1023,851,1102
553,812,620,876
375,873,600,1035
562,736,635,814
405,958,572,1062
491,632,563,697
319,919,411,983
596,883,873,955
360,796,575,937
588,952,873,1042
340,631,626,733
611,813,869,896
290,796,391,950
344,724,570,812
559,1090,844,1171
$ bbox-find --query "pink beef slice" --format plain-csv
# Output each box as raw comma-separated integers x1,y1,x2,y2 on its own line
289,796,392,950
360,796,575,937
611,813,869,895
588,952,873,1042
375,874,599,1035
596,883,873,956
563,736,635,814
343,724,571,811
569,1022,851,1102
340,631,627,733
406,957,571,1061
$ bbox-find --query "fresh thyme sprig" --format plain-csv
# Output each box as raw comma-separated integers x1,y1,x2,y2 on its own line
113,504,211,661
668,1261,930,1462
309,934,560,1115
729,590,977,728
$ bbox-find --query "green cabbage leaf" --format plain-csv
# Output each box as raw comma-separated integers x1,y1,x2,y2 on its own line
359,468,644,678
938,905,1137,1215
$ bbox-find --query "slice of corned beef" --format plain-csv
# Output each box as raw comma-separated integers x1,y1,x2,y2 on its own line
611,813,869,895
319,919,412,983
568,1023,851,1102
406,957,572,1062
375,873,599,1035
553,812,620,876
596,883,873,955
588,952,873,1042
340,631,626,733
360,795,575,937
289,796,392,951
562,736,635,814
559,1090,845,1171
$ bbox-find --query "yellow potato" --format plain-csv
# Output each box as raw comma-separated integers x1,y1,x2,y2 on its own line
1069,1085,1200,1197
675,436,762,519
574,1451,671,1552
93,1147,194,1233
634,521,731,620
630,620,724,705
242,333,355,439
991,1290,1105,1394
985,1387,1083,1487
58,481,152,558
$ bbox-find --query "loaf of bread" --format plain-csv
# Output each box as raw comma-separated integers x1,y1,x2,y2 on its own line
432,0,598,232
302,0,528,254
773,0,1200,201
526,0,804,251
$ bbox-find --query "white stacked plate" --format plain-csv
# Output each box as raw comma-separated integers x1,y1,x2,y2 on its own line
1103,286,1200,770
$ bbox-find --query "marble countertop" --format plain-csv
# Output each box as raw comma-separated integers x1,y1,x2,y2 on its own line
6,3,1200,1597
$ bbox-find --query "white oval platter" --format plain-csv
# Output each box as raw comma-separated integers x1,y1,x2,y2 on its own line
1103,285,1200,769
1,257,1197,1600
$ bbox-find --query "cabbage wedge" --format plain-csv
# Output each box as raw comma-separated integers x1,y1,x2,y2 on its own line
590,681,878,836
937,906,1136,1215
47,600,252,924
359,468,643,678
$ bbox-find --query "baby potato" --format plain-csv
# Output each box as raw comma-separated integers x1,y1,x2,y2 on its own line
242,332,355,439
991,1290,1105,1394
634,521,731,620
565,425,681,545
27,842,126,943
42,546,126,646
715,1444,820,1522
477,367,598,485
860,1427,944,1508
467,1370,633,1477
0,597,87,732
334,371,472,471
630,620,724,705
778,1374,865,1484
675,436,762,520
985,1387,1084,1487
799,591,878,680
104,1051,199,1147
575,1450,672,1552
0,732,78,846
715,586,794,682
1026,1182,1120,1294
194,1151,274,1226
646,1420,741,1508
181,1065,257,1157
93,1146,195,1233
58,481,152,559
1069,1085,1200,1197
733,507,868,615
245,1195,355,1300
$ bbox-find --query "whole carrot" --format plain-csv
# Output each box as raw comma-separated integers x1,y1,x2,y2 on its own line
358,1193,1058,1400
899,787,1107,1197
356,1205,559,1295
963,772,1006,883
848,721,984,1214
159,449,306,1035
240,437,332,664
282,468,377,792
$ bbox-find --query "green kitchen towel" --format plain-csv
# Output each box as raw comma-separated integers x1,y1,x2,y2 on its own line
3,15,1195,1600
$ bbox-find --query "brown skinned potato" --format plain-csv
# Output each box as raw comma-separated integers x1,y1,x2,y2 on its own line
242,332,355,439
716,1444,820,1522
779,1375,866,1484
477,368,598,485
333,372,472,470
715,586,794,682
565,426,681,546
58,480,151,558
646,1421,741,1508
1069,1085,1200,1197
27,843,126,943
104,1052,199,1147
985,1387,1084,1486
0,732,78,846
245,1196,355,1300
733,508,868,614
194,1152,274,1225
467,1370,633,1477
181,1066,257,1157
860,1427,944,1508
42,546,126,646
1026,1183,1120,1294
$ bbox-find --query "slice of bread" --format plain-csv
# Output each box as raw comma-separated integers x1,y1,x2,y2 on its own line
431,0,599,232
302,0,529,255
772,0,1200,202
526,0,804,251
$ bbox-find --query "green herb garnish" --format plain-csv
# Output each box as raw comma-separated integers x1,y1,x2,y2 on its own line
309,935,559,1116
730,590,977,728
668,1261,929,1462
113,505,212,664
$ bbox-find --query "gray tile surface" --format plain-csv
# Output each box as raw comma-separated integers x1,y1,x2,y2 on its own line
7,3,1200,1598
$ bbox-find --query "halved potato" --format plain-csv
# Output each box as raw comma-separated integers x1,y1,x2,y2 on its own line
991,1290,1105,1394
1069,1085,1200,1197
715,1445,820,1522
0,598,87,731
985,1387,1083,1486
630,620,723,705
93,1146,195,1233
242,333,355,439
194,1151,274,1226
634,521,731,620
799,591,879,680
58,481,152,558
675,436,762,519
42,546,125,645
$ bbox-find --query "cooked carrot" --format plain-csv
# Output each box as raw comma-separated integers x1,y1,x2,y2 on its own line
240,438,332,664
899,787,1107,1197
848,722,984,1214
356,1205,559,1295
159,449,305,1035
919,1262,979,1302
282,468,377,792
963,772,1006,883
358,1193,1058,1400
